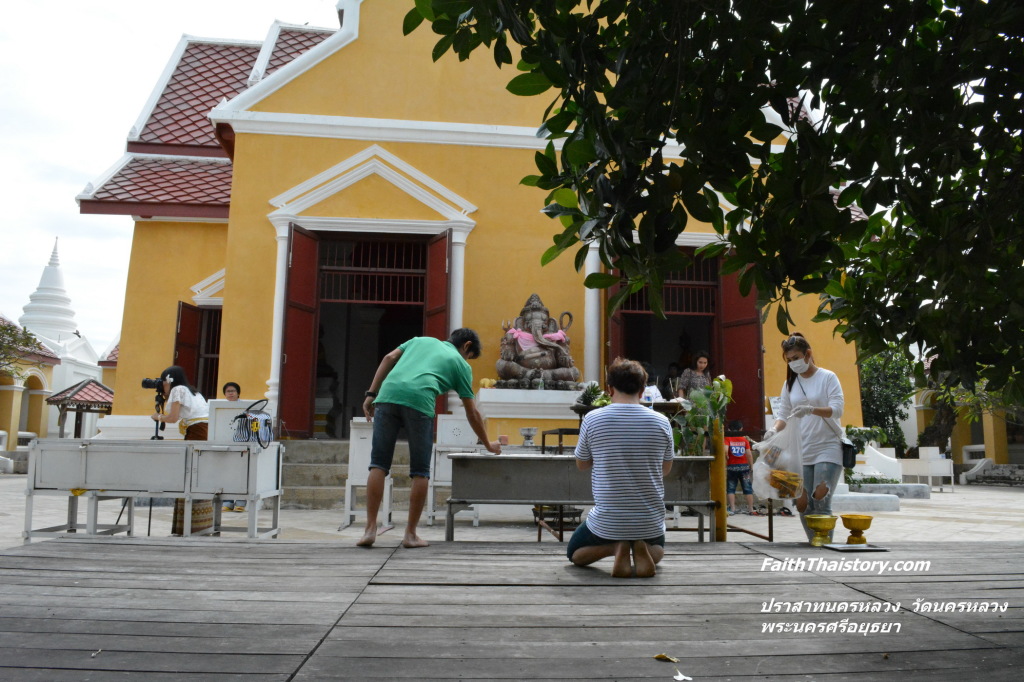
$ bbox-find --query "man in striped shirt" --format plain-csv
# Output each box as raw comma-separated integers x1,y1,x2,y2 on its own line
568,358,675,578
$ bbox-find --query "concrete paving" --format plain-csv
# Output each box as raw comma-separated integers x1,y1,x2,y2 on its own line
3,472,1023,550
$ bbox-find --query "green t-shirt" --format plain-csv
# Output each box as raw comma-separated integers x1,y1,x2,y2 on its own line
375,337,475,417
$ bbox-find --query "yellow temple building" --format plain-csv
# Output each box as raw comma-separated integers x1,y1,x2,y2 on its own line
78,0,867,445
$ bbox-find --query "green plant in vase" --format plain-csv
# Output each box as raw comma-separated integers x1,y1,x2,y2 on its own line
671,376,733,456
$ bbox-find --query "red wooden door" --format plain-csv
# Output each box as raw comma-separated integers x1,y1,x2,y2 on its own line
174,302,202,383
279,225,320,438
425,230,451,415
424,230,451,340
718,269,765,433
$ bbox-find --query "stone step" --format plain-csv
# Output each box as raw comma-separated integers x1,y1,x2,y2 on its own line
280,439,411,465
280,440,349,464
281,483,424,511
282,463,348,488
280,462,414,488
282,486,345,510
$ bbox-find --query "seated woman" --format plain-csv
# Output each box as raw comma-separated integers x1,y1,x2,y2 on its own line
567,358,675,578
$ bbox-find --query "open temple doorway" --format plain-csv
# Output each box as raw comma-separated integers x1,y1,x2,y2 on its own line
608,250,765,434
621,314,715,398
316,302,422,438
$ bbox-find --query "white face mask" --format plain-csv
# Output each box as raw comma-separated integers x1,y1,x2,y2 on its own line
788,357,810,374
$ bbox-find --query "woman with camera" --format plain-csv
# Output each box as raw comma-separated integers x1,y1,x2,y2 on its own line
150,365,212,534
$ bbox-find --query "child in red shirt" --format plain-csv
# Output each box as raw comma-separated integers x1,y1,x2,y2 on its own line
725,421,757,515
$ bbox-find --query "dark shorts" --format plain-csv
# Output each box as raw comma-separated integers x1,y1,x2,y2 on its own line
369,403,434,478
565,519,665,560
726,464,753,495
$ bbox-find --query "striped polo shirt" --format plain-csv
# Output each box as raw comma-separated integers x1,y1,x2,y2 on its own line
575,403,675,540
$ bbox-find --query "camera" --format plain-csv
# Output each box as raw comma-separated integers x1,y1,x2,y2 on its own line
141,377,165,391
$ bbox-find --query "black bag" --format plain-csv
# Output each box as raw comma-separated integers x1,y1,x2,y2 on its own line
841,438,857,469
232,399,274,448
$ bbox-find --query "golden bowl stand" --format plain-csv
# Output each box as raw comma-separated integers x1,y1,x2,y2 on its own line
840,514,873,544
804,514,838,547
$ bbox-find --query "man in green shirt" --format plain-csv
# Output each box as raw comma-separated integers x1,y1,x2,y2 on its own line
359,328,501,548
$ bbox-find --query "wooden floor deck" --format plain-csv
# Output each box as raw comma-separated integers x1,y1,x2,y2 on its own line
1,538,1022,680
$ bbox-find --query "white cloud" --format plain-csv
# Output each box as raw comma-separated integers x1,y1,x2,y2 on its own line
0,0,341,353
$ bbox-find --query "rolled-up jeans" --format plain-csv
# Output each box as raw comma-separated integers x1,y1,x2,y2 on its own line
799,462,844,542
369,403,434,478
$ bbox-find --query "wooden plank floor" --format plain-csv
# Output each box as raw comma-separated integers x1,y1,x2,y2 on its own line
1,539,1021,680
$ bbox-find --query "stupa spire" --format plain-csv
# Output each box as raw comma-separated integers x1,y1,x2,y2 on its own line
19,238,79,343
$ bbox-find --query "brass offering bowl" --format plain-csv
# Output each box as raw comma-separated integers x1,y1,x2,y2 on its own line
805,514,838,547
840,514,873,545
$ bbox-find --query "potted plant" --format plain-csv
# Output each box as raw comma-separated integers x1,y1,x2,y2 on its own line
572,381,610,417
671,376,733,456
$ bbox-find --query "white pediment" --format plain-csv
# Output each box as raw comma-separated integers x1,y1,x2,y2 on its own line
267,144,476,240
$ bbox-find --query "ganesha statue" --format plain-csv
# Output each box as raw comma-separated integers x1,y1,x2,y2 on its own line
496,293,581,388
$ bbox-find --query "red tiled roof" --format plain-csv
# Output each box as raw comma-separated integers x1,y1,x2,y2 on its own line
99,343,119,366
132,41,261,152
264,28,332,78
0,314,60,362
80,156,232,219
47,378,114,408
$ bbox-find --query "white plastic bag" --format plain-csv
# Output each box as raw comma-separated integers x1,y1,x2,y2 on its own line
752,426,804,500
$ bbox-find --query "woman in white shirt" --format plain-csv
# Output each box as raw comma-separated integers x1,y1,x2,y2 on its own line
151,365,212,534
764,333,845,542
151,365,209,439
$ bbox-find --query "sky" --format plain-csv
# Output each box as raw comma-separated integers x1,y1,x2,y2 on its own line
0,0,343,355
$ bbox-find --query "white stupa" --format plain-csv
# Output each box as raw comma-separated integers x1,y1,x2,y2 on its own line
19,239,88,354
19,238,103,437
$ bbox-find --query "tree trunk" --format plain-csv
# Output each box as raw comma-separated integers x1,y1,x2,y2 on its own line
916,396,957,452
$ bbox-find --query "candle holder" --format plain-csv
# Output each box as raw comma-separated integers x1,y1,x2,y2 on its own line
840,514,873,545
805,514,838,547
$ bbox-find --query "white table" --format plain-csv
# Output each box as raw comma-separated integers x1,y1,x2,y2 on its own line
24,439,283,541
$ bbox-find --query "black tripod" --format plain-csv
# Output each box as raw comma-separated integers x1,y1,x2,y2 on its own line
117,387,167,535
152,388,166,440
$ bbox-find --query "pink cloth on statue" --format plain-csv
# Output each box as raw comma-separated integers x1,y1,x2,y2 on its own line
508,328,568,350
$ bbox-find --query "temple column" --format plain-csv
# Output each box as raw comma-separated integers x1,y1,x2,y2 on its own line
265,230,290,414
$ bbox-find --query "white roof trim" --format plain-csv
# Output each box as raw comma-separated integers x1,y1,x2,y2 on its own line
191,269,225,307
77,154,132,202
269,146,477,226
249,21,335,87
217,0,363,113
99,334,121,363
128,35,263,141
270,144,476,214
209,110,788,157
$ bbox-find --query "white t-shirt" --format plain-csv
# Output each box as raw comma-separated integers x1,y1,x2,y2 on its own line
778,368,844,466
574,403,675,540
168,385,209,421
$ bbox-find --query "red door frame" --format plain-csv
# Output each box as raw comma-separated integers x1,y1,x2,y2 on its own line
425,229,452,415
278,224,320,439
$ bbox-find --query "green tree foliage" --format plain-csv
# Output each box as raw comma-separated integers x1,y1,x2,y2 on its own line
859,347,915,454
0,321,45,378
405,0,1024,399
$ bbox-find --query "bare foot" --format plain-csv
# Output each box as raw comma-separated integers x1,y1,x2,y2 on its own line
611,541,632,578
402,534,429,548
632,540,656,578
356,528,376,547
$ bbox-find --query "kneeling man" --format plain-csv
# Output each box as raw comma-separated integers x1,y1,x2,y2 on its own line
568,358,675,578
